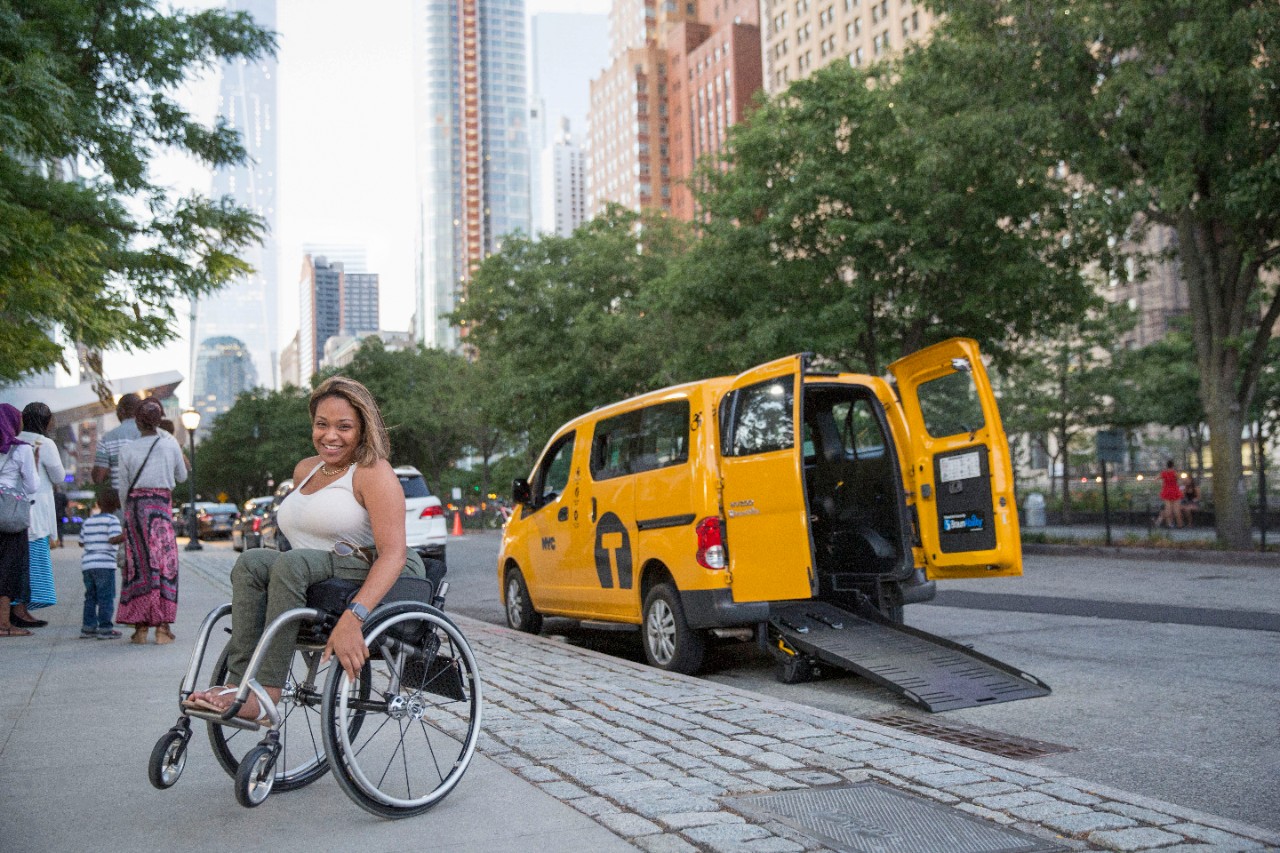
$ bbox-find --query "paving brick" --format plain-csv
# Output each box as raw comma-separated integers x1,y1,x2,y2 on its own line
515,764,560,783
566,795,620,817
976,790,1055,810
1009,800,1093,822
660,811,750,830
1100,802,1179,826
1033,782,1104,806
1042,811,1138,834
1088,827,1186,851
683,822,775,846
1168,822,1267,847
946,780,1022,798
597,811,663,837
910,768,993,789
753,751,806,771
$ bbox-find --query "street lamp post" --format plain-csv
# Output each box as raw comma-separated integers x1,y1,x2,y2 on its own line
180,408,202,552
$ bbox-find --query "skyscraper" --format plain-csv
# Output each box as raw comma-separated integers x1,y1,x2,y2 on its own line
192,0,278,418
192,336,257,432
411,0,530,350
298,255,381,382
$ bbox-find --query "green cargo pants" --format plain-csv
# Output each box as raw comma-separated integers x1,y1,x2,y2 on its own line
225,546,426,688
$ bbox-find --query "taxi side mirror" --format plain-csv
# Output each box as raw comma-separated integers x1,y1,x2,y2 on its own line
512,478,532,506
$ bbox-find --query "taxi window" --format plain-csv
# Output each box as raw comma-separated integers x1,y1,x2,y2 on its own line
833,398,885,459
533,432,575,505
591,401,690,480
917,370,985,439
723,376,794,457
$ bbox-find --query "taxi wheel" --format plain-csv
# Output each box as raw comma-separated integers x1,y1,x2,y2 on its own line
505,568,543,634
642,583,706,675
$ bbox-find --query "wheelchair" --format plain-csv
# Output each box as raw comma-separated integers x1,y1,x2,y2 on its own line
147,558,482,819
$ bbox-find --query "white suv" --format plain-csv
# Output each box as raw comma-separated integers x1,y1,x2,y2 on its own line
396,465,447,564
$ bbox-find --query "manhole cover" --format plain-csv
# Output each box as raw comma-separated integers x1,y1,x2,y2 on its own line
726,782,1065,853
866,713,1073,760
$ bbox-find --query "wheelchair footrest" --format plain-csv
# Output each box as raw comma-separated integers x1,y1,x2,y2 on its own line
182,707,267,732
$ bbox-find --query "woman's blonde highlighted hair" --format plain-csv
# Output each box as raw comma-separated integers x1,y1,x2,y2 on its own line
309,376,390,466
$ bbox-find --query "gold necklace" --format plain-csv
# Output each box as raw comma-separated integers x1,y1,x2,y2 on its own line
321,461,353,477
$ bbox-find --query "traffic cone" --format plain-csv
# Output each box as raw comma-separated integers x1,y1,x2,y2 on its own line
452,511,464,537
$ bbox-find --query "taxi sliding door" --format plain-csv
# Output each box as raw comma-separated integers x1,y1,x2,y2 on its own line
888,338,1022,579
717,355,816,603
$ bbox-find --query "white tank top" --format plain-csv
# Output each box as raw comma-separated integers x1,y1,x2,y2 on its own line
276,463,373,551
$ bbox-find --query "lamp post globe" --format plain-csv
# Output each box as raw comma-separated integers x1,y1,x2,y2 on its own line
180,408,202,551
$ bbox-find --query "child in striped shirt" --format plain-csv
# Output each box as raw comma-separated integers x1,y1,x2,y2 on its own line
80,488,123,639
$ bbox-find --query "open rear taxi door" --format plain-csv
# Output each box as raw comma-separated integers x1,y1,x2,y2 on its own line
888,338,1021,579
717,355,816,602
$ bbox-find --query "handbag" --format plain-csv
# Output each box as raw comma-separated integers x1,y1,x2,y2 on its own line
0,451,32,534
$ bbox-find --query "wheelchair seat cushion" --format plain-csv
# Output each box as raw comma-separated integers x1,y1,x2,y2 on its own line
306,576,437,618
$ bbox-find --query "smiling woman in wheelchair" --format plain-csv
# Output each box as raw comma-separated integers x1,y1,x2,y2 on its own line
184,376,428,722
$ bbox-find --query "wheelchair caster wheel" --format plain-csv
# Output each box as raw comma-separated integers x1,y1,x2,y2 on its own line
235,744,279,808
148,729,190,789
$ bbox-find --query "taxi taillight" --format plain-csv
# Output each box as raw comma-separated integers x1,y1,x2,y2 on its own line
695,517,727,569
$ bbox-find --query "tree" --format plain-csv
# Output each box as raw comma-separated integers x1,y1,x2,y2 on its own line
196,386,312,503
664,58,1100,375
454,206,692,450
1107,321,1207,474
926,0,1280,547
0,1,275,388
997,307,1134,518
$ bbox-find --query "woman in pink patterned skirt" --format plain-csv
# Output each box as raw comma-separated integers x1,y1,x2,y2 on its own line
116,398,188,644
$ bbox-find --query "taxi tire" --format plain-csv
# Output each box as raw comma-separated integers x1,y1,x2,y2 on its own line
642,583,706,676
504,568,543,634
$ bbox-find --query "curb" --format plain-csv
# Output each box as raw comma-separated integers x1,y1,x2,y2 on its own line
1023,542,1280,567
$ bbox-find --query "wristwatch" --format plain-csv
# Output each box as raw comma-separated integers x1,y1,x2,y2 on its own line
347,601,370,623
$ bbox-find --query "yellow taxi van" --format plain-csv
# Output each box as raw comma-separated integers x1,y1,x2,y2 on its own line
498,338,1020,675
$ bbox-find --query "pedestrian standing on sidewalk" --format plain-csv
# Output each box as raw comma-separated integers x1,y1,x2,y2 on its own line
17,402,66,622
116,398,187,645
91,393,141,494
80,488,123,639
0,404,37,638
1155,459,1184,528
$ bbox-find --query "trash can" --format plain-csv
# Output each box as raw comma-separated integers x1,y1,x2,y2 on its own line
1024,493,1046,528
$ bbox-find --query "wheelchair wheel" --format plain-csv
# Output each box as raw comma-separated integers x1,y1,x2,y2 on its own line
148,728,190,789
322,603,482,819
207,642,369,792
234,743,278,808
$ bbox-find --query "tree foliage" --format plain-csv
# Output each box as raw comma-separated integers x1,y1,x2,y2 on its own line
453,206,692,451
0,1,276,387
996,306,1135,512
924,0,1280,546
195,386,311,503
665,58,1100,375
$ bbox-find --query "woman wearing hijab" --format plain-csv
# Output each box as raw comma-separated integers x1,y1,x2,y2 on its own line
15,402,66,624
0,404,38,637
115,398,188,644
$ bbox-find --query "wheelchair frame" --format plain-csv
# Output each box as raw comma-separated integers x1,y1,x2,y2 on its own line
148,572,483,818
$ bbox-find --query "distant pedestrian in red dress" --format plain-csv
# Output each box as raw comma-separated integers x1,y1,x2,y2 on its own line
1155,459,1183,528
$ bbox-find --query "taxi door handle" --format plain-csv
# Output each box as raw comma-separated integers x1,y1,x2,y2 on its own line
591,498,597,523
558,506,568,522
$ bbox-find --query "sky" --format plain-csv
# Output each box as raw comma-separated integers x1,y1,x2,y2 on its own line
104,0,610,405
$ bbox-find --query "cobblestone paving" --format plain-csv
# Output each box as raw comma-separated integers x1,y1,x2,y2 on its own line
181,553,1279,852
462,620,1280,853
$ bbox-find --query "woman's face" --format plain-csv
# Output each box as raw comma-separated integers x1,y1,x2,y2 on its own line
312,395,362,467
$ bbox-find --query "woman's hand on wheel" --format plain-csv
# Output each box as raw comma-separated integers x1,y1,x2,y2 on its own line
323,612,369,680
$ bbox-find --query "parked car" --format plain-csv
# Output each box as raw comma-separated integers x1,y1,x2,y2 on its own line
231,496,274,552
396,465,447,565
176,501,236,540
259,479,294,551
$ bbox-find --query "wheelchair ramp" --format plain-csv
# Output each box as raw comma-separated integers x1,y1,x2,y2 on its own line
769,601,1050,712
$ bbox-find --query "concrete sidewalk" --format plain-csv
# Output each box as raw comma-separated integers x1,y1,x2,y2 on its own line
3,545,1278,852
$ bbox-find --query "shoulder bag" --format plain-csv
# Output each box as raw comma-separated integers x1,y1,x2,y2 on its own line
0,451,31,533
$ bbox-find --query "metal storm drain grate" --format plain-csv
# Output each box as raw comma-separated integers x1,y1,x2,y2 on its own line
726,783,1066,853
865,713,1074,760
